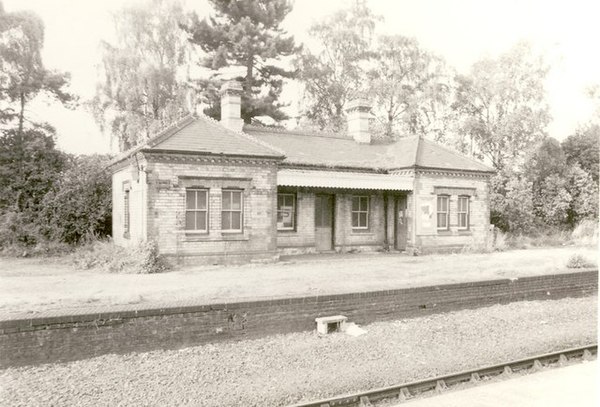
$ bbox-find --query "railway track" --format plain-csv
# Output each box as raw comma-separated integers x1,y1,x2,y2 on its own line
288,344,597,407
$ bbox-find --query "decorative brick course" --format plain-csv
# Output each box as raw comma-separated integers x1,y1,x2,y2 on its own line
0,270,596,368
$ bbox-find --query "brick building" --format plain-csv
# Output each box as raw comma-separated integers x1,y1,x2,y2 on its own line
111,81,495,264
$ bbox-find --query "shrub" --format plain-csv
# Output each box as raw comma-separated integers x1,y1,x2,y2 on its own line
566,254,596,269
70,239,169,274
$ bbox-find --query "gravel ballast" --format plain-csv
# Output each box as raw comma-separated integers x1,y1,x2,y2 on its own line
1,296,597,406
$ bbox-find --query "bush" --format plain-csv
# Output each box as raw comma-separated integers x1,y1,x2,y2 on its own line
566,254,596,269
70,239,169,274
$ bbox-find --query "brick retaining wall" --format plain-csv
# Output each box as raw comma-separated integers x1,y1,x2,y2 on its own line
0,270,596,368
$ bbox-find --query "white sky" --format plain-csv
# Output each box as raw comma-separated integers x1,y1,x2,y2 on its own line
4,0,600,154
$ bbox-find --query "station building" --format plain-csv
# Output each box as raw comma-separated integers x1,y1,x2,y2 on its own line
110,81,495,264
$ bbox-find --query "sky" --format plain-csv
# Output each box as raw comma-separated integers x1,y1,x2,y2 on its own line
3,0,600,154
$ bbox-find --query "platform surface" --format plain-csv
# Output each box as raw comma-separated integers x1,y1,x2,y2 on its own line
397,360,598,407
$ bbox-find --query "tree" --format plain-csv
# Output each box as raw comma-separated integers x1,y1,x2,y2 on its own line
562,123,599,183
182,0,298,124
40,155,112,245
0,127,67,246
489,169,536,234
565,164,598,226
453,42,550,170
367,35,452,140
296,1,379,131
93,0,189,150
0,5,73,132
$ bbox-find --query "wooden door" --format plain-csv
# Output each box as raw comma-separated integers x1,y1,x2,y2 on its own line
315,194,334,251
395,195,408,251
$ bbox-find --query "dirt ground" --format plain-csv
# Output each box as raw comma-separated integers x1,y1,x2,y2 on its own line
1,296,596,406
0,246,596,316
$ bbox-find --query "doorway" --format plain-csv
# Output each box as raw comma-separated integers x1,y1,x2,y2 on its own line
315,194,334,251
395,195,408,251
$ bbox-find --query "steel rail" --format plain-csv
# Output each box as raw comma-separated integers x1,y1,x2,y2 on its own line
287,344,597,407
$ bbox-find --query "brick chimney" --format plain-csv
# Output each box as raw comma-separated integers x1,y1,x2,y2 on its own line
220,80,244,132
345,98,371,144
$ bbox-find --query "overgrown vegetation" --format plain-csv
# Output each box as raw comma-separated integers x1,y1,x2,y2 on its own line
566,253,596,269
0,5,112,256
70,239,169,274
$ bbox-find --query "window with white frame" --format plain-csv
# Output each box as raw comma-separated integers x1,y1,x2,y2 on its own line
457,196,470,229
437,195,449,230
222,189,243,232
351,195,369,229
277,193,295,230
185,189,209,232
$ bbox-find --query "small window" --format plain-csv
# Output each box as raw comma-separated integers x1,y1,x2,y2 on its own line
437,195,449,230
458,196,470,230
185,189,209,232
351,196,369,229
277,193,295,230
123,189,130,238
222,189,243,232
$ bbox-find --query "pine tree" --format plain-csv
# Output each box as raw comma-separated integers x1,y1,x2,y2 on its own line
183,0,298,124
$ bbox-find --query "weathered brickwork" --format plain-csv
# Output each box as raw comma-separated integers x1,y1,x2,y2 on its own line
144,153,280,264
1,270,595,368
412,170,491,253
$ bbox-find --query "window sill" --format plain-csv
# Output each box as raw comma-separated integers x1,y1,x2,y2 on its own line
437,230,452,235
351,230,373,235
277,229,297,233
458,230,472,235
184,234,249,242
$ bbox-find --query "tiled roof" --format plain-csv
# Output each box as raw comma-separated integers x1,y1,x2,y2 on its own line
243,125,494,173
110,115,493,174
148,115,284,158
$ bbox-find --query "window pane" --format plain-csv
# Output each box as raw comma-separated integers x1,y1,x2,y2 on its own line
231,211,241,230
186,191,195,210
359,212,367,227
222,212,231,230
352,212,359,227
360,197,368,211
277,195,283,207
197,211,207,231
185,211,196,230
197,191,207,210
437,213,446,228
282,211,293,228
231,191,241,210
352,197,360,212
222,191,231,210
284,195,293,207
437,196,446,211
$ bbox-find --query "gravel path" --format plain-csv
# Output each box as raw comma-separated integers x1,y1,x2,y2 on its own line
1,296,596,406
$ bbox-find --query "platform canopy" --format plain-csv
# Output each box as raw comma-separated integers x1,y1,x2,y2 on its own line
277,169,413,191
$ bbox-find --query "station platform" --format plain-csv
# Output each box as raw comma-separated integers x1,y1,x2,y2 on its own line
397,361,598,407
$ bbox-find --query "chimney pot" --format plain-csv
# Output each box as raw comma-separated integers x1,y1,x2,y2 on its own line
220,80,244,132
345,98,371,144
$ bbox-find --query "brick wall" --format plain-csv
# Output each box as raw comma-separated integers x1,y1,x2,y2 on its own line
1,270,595,368
412,170,491,252
144,153,280,264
